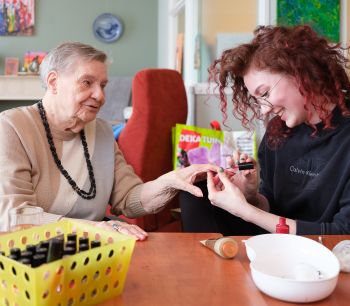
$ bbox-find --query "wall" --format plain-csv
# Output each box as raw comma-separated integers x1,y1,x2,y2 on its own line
200,0,256,53
0,0,158,77
195,0,258,130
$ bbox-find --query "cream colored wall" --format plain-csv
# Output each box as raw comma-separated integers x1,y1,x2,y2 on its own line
195,1,258,131
201,0,349,46
200,0,257,49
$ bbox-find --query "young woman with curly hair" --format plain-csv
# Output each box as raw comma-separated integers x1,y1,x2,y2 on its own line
181,25,350,235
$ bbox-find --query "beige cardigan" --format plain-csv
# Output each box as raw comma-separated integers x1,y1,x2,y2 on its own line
0,104,147,231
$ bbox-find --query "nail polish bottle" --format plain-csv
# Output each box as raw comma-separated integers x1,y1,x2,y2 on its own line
225,162,254,173
79,237,89,246
8,254,20,261
26,244,36,255
63,247,76,258
237,162,254,170
91,240,101,249
10,248,21,260
47,238,64,263
21,250,34,261
67,233,77,242
79,243,89,252
36,247,48,262
276,217,290,234
20,258,32,266
65,240,77,253
31,254,46,268
37,240,50,250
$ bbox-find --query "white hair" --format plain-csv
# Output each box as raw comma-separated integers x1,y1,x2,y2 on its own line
40,41,107,89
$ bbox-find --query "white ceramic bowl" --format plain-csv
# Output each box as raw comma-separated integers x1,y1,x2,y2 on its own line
245,234,340,303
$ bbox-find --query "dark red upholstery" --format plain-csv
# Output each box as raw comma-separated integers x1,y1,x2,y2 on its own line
117,69,188,231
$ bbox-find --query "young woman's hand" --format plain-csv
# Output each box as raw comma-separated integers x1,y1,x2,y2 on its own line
207,170,250,218
222,152,259,202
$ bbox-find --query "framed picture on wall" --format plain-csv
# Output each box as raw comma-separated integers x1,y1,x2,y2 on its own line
0,0,35,36
261,0,346,46
277,0,340,43
4,57,19,75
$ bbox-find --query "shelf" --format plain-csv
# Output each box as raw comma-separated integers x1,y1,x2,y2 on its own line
0,75,45,101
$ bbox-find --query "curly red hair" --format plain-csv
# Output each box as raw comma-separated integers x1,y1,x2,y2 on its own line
208,25,350,149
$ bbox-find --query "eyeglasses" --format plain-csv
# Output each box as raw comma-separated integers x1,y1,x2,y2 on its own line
251,76,283,109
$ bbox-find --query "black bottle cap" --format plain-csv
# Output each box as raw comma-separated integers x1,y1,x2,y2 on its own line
10,248,21,258
79,243,89,252
63,247,76,257
8,254,19,261
91,240,101,249
20,258,31,266
26,244,36,254
237,162,254,171
55,234,65,242
36,247,48,262
65,240,77,251
36,247,48,255
79,237,89,245
67,233,77,242
47,238,64,263
38,241,50,249
21,251,33,260
31,254,46,268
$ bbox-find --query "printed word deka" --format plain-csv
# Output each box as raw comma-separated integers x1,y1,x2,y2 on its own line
179,134,221,144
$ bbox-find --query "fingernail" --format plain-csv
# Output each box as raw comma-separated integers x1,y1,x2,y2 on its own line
219,167,224,173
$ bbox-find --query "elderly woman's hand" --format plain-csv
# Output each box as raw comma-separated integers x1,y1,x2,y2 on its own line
159,163,219,197
95,220,148,241
139,163,219,215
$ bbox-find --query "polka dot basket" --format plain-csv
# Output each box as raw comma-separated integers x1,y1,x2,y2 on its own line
0,219,135,306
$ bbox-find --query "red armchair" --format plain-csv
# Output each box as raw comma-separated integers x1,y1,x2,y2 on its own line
117,68,188,231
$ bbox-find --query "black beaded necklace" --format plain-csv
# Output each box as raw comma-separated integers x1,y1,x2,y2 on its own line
37,100,96,199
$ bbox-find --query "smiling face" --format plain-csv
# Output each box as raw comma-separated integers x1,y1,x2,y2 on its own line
243,68,317,128
47,59,108,132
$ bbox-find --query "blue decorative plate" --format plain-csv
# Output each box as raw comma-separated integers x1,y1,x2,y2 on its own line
93,13,123,43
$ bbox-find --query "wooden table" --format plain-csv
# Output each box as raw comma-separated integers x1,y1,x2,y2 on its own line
99,233,350,306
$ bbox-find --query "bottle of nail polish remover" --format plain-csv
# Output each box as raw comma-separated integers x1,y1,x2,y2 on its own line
276,217,290,234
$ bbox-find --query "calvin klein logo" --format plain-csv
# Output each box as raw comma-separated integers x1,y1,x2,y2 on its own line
289,165,320,177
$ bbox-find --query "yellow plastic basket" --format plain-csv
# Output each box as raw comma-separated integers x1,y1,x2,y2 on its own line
0,220,135,306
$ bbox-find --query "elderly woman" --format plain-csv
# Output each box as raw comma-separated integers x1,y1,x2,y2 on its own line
0,42,217,239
